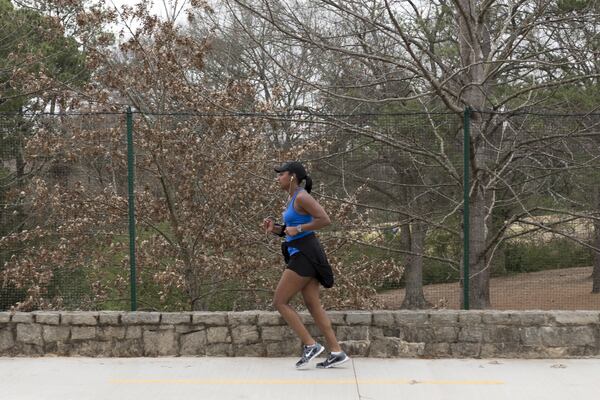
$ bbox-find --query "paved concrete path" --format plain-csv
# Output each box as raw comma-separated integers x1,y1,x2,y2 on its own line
2,357,599,400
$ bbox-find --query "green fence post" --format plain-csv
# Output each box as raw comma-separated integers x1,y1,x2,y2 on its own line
126,107,137,311
463,107,471,310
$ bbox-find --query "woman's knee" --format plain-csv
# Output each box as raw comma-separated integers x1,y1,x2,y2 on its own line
306,302,331,325
304,299,320,313
272,295,288,311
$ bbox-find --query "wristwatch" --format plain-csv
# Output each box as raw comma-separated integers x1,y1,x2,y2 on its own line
297,224,303,233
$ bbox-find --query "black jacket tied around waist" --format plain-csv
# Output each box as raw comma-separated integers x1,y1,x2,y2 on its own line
281,233,334,288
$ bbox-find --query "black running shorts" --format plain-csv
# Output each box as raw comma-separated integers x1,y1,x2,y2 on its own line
286,252,318,278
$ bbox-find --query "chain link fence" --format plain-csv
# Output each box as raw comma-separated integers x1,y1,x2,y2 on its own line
1,110,599,311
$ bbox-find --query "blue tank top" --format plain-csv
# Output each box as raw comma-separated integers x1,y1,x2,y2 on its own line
283,189,313,256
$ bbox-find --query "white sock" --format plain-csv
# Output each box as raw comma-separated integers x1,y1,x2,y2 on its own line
331,351,342,355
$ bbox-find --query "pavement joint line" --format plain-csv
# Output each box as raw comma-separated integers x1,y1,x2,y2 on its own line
351,358,362,399
109,378,505,385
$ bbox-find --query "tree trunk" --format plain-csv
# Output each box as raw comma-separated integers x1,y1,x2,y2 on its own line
185,256,205,311
468,180,491,308
457,0,492,308
400,222,430,309
592,186,600,293
189,284,205,310
592,225,600,293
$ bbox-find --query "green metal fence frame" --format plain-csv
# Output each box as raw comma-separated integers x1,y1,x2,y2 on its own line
4,108,600,311
126,107,137,311
462,107,471,310
120,107,474,311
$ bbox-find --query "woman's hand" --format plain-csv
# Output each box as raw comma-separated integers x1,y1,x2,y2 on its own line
262,217,274,234
284,226,299,236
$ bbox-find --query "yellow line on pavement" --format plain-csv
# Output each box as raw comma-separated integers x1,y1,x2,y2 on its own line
109,378,504,385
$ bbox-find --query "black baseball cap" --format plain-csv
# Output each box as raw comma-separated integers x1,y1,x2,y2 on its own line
274,161,307,179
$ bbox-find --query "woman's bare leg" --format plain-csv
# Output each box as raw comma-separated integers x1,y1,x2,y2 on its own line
301,278,342,352
273,269,314,345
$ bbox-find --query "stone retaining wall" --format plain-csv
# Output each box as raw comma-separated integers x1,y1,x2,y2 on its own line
1,310,599,358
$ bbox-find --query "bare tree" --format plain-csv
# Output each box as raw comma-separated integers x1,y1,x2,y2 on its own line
222,0,600,308
187,2,327,149
1,0,403,311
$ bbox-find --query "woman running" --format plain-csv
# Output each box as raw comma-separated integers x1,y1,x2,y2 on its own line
263,161,350,369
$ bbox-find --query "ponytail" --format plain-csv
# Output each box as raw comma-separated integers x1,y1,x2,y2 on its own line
303,175,313,193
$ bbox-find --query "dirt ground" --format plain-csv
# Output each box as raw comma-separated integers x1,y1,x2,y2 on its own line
377,266,600,310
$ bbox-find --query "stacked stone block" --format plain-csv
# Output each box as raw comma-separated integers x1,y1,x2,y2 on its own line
0,310,599,358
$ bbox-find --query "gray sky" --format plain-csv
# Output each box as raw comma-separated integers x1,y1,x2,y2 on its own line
108,0,190,22
105,0,191,38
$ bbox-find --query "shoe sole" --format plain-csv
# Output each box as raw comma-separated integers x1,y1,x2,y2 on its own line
317,356,350,369
295,346,325,369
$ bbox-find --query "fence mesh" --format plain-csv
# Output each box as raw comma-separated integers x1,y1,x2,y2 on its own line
470,112,600,311
1,110,599,311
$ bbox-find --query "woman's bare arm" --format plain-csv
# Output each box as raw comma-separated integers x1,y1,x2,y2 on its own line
284,192,330,236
